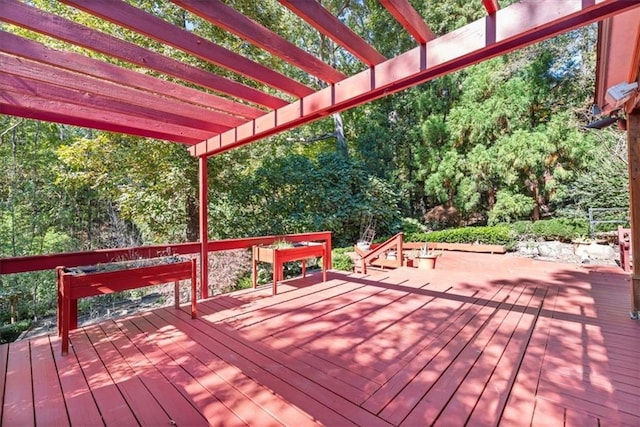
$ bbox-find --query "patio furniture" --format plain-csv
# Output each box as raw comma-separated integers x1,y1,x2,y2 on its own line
252,242,328,295
57,257,197,355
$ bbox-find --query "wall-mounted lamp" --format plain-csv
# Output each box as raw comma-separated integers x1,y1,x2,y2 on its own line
605,81,639,109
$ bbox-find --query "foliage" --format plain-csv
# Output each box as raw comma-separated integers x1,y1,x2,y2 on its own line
399,217,425,235
509,218,590,242
0,320,31,344
332,251,354,272
406,226,516,246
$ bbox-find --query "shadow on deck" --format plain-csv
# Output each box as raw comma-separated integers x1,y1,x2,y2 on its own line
2,252,639,426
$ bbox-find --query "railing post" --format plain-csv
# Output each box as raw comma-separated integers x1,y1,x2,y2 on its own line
199,155,209,299
627,110,640,318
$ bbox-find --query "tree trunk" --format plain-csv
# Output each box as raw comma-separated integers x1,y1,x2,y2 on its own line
186,193,199,242
333,113,348,157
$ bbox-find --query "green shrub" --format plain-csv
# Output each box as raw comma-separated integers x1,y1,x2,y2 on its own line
509,218,589,242
406,225,516,246
0,320,30,344
332,251,354,272
400,217,425,234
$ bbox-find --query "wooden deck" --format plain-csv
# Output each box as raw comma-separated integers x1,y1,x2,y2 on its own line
2,252,639,426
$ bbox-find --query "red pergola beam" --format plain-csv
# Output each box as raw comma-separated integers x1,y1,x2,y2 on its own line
1,104,201,144
1,0,286,110
380,0,436,44
0,73,229,135
278,0,386,66
0,33,264,121
3,89,213,142
172,0,346,84
60,0,313,99
190,0,640,157
1,53,241,133
483,0,500,15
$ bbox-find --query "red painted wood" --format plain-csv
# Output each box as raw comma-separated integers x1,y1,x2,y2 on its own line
0,32,265,120
3,0,285,110
135,313,311,426
60,0,313,98
0,53,243,133
2,90,214,141
154,308,369,426
83,323,176,425
279,0,386,66
483,0,500,15
99,321,209,426
2,340,34,426
1,103,201,145
0,344,9,420
119,317,248,426
30,336,69,426
5,253,640,425
361,284,506,414
69,328,140,425
380,284,517,425
0,344,8,422
174,0,346,84
57,260,196,354
0,231,330,276
380,0,436,43
199,156,209,300
49,335,103,426
0,65,239,133
492,287,560,425
191,0,639,157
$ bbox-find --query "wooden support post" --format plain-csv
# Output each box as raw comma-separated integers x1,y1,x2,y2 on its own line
627,110,640,317
199,156,209,299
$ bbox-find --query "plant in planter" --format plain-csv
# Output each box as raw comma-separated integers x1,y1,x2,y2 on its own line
416,244,441,269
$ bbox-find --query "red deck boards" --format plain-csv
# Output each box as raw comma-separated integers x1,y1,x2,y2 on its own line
3,252,640,426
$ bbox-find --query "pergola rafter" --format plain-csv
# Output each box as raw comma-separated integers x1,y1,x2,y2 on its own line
380,0,436,44
2,0,286,111
59,0,314,99
278,0,387,66
172,0,347,83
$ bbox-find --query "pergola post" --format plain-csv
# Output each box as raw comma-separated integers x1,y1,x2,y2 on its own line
627,110,640,318
199,155,209,299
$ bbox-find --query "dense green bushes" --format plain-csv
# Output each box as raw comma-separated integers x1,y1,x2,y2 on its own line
406,226,516,246
403,217,590,247
508,218,589,242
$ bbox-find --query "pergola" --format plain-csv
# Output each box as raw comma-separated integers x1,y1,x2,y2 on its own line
1,0,640,314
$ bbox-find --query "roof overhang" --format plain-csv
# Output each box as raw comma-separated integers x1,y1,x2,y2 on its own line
595,7,640,115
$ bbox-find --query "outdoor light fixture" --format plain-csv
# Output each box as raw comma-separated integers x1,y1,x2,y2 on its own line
605,81,639,109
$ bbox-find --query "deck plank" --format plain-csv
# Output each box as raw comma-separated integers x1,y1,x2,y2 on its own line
155,307,387,426
134,312,306,426
98,320,210,426
49,335,103,426
361,283,506,415
69,328,139,426
381,284,517,425
430,285,544,425
31,336,69,426
2,340,34,426
120,316,250,426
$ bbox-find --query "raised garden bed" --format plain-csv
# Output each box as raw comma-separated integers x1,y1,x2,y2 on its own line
57,256,197,355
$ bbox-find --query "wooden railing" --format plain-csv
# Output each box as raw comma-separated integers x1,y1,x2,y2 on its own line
354,232,403,274
0,231,332,276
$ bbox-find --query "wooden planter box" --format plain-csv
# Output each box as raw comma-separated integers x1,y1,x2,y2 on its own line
253,243,328,295
57,257,197,355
